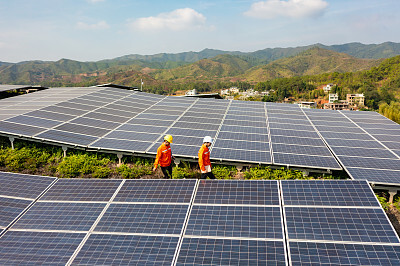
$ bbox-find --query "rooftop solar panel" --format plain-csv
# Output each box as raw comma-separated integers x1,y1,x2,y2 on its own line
0,231,85,265
176,238,287,265
11,202,106,231
40,179,122,202
281,180,380,207
289,242,400,265
94,204,188,235
185,205,283,239
194,180,280,205
72,234,178,265
114,179,196,203
285,207,399,243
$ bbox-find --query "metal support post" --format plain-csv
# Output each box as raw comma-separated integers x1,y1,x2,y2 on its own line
117,153,123,166
9,137,15,150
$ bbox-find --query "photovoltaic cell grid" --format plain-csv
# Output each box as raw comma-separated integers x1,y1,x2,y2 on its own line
0,88,343,173
176,180,287,265
282,180,400,265
0,179,198,265
0,172,56,235
0,179,399,264
303,108,400,184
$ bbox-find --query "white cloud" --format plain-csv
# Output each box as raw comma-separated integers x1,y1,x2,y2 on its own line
244,0,328,19
129,8,207,31
76,21,110,30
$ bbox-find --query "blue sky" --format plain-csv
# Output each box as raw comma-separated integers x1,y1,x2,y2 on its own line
0,0,399,62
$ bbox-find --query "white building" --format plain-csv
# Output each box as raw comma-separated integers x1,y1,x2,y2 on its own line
185,89,197,96
329,93,339,103
324,83,334,92
298,101,317,109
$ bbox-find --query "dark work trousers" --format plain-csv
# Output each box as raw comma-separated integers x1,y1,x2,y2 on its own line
201,172,216,179
160,165,173,179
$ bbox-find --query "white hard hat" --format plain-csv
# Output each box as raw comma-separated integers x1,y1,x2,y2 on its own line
203,136,213,143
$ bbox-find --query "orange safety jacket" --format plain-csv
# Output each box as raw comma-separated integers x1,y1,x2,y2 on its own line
198,144,211,171
154,143,172,168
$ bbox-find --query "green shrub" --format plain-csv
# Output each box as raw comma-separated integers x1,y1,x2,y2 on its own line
244,167,304,180
57,154,110,178
213,165,237,179
376,193,389,211
1,147,52,172
172,166,200,179
116,163,152,179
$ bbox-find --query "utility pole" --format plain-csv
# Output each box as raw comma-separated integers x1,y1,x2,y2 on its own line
140,79,143,91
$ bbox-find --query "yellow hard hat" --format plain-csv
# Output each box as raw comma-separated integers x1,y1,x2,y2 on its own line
164,135,173,143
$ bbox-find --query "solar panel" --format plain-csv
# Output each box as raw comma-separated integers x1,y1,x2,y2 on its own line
289,242,400,265
176,238,287,265
72,234,178,265
0,172,56,199
90,138,152,152
281,180,380,207
345,167,400,184
194,180,280,205
0,231,85,265
113,179,196,203
272,143,333,157
35,129,98,146
337,156,400,170
285,207,399,243
0,197,32,230
211,148,271,163
94,204,188,235
273,153,341,169
5,115,62,128
11,202,106,231
40,179,122,202
185,205,282,239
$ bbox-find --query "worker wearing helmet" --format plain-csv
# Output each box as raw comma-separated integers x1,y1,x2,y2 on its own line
198,136,216,179
153,135,174,178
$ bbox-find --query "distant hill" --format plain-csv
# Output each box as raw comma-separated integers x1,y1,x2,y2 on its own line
0,42,399,85
242,47,382,81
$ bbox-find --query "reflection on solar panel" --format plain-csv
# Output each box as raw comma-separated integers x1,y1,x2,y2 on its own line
289,242,400,265
176,238,287,265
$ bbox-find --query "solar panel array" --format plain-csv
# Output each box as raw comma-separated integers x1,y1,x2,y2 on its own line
1,173,400,265
281,180,400,265
304,109,400,185
0,86,400,184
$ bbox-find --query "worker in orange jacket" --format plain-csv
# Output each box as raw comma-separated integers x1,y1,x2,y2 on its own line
198,136,216,179
153,135,174,178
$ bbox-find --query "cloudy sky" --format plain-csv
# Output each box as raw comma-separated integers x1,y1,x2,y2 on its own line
0,0,399,62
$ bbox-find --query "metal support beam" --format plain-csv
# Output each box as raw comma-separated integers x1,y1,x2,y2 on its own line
174,158,181,167
389,190,398,204
62,146,68,158
302,170,309,177
9,137,15,150
236,165,244,172
117,153,123,166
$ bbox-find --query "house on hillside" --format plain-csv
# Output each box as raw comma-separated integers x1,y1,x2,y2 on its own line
324,101,350,110
323,83,335,92
329,93,339,103
347,93,365,106
298,101,317,109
